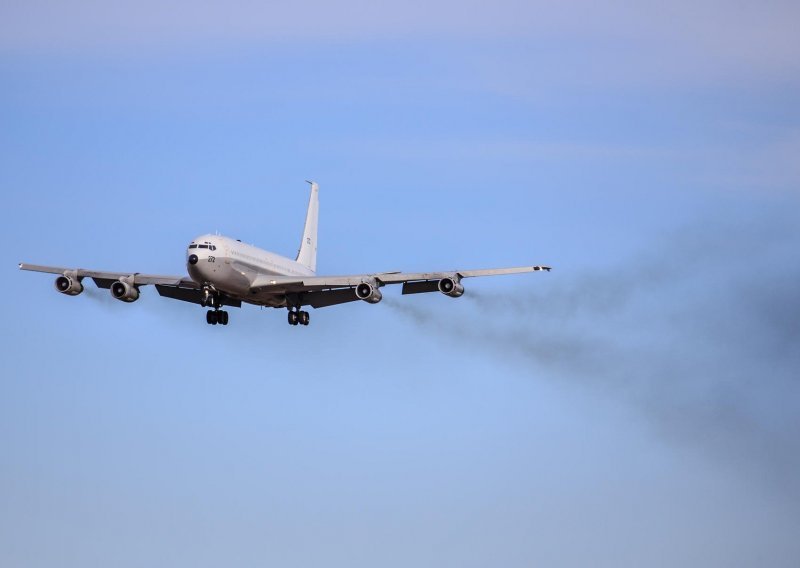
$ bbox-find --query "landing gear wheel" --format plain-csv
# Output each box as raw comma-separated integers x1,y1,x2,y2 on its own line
298,310,310,326
288,311,299,326
206,310,218,325
219,310,229,326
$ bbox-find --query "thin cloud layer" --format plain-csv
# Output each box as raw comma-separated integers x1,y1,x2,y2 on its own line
2,1,799,81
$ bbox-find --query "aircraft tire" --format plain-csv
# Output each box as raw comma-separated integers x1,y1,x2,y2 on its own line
219,311,229,325
207,310,218,325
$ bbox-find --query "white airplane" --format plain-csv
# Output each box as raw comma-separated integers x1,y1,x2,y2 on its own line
20,182,550,326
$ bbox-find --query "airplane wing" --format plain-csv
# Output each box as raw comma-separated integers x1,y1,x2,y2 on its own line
250,265,551,291
19,263,244,307
21,262,549,310
249,265,551,308
18,263,198,287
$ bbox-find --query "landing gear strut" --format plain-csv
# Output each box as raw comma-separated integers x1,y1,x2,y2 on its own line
200,286,216,308
288,308,310,326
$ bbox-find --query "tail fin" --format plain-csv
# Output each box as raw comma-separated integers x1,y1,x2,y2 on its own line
296,180,319,273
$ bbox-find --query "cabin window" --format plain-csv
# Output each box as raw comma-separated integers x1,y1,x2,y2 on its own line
189,245,197,249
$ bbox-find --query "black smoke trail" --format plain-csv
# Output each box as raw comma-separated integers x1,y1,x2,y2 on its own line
386,218,800,495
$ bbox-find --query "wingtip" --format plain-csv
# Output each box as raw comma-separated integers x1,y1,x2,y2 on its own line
532,265,552,272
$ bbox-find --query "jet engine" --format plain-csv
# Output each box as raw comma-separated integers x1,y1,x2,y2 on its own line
110,280,140,302
54,275,83,296
438,277,464,298
355,282,383,304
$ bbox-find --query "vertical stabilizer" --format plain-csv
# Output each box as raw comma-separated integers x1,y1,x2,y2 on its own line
296,181,319,273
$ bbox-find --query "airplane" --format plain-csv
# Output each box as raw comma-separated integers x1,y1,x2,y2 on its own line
19,181,550,326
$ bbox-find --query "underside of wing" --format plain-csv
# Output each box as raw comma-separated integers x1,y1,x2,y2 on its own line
250,265,551,293
247,264,551,309
155,284,241,307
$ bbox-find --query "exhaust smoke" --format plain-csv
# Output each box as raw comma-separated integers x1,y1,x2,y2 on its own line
386,219,800,494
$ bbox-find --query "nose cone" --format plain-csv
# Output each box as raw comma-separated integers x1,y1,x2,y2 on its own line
187,251,212,284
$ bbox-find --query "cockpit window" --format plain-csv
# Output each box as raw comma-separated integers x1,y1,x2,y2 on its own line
189,244,197,249
198,244,209,249
210,245,217,251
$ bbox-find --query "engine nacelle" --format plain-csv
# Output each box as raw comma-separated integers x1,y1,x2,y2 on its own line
438,277,464,298
55,275,83,296
355,282,383,304
111,280,140,302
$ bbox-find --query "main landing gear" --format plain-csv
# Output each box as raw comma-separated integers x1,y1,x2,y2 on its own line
288,308,310,326
206,309,229,326
201,285,229,326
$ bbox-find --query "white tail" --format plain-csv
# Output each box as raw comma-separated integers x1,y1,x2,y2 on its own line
296,181,319,273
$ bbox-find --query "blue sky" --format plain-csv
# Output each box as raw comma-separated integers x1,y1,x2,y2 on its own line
2,2,799,566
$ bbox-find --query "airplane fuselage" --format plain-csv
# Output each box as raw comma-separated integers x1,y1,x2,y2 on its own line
187,234,314,306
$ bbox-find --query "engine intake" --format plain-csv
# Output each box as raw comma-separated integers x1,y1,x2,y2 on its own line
355,282,382,304
111,280,140,302
55,275,83,296
438,277,464,298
